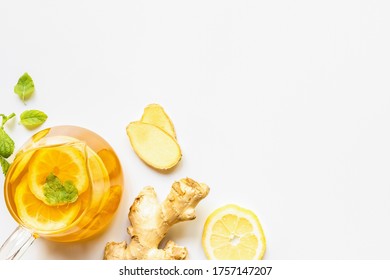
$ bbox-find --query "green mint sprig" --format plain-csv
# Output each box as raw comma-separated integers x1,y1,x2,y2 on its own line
14,72,35,103
0,73,49,176
0,113,16,175
0,157,10,175
20,110,48,128
43,173,79,205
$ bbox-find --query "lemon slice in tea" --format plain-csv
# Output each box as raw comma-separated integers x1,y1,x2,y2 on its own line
15,176,82,232
77,185,122,239
202,204,266,260
28,145,89,205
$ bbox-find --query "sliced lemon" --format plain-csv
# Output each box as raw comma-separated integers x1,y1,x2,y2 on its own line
97,149,121,177
85,152,110,211
9,149,36,184
28,145,89,205
77,185,122,240
31,128,50,143
202,204,266,260
15,176,82,232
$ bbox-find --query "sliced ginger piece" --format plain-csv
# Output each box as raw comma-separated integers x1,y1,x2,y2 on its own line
141,104,176,139
126,121,181,170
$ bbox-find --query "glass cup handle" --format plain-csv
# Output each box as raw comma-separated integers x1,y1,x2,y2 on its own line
0,226,36,260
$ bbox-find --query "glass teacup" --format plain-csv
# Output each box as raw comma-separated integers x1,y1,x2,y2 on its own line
0,125,123,259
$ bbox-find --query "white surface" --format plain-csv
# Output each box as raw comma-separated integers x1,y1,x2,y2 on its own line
2,261,390,280
0,0,390,260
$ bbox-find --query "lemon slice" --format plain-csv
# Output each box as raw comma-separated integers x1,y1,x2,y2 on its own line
28,145,89,204
84,152,110,211
202,204,266,260
97,149,121,177
78,185,122,239
15,176,82,232
9,149,36,184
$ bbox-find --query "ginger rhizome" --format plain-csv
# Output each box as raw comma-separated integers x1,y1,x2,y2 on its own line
104,178,209,260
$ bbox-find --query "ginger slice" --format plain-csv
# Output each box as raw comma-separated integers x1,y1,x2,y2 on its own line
104,178,210,260
126,121,181,170
141,104,176,139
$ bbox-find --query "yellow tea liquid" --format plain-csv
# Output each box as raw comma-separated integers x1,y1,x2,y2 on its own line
4,126,123,242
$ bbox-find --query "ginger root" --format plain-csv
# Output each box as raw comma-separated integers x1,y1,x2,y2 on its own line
104,178,210,260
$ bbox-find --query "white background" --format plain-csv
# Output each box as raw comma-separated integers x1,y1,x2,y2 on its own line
2,261,390,280
0,0,390,260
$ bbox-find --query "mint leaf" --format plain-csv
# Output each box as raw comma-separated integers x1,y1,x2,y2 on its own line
0,128,15,158
0,113,16,128
43,173,78,205
0,157,10,175
20,110,48,128
14,72,35,103
0,113,15,175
